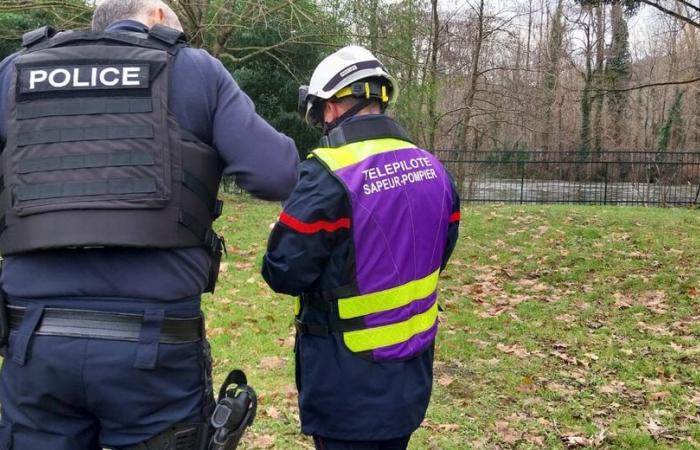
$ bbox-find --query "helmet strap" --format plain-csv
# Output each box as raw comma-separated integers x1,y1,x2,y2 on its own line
323,99,371,134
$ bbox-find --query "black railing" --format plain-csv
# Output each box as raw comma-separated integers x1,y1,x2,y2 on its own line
435,150,700,207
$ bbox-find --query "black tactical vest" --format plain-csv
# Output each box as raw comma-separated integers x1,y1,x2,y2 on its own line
0,26,224,271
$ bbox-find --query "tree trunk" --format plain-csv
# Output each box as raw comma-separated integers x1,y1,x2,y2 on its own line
427,0,440,152
592,3,605,153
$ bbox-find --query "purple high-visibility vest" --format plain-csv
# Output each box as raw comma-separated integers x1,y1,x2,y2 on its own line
312,136,453,362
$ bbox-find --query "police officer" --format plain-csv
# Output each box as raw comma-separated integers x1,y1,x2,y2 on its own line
0,0,298,448
262,46,460,450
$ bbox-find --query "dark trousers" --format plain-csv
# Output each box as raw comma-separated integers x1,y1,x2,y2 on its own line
0,332,212,450
313,435,412,450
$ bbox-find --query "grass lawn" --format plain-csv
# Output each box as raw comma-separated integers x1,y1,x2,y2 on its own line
207,194,700,450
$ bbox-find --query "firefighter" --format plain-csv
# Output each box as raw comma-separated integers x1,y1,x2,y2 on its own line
0,0,298,448
262,45,461,450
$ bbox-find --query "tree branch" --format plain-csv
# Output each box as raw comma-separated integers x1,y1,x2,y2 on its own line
638,0,700,29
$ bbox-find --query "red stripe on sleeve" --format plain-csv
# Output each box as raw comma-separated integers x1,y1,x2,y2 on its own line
279,212,351,234
449,211,461,223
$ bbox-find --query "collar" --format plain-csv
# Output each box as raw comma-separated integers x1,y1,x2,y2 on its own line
104,20,149,34
320,115,414,148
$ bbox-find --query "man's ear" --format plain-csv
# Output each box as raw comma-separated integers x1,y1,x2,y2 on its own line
323,101,338,125
145,7,167,27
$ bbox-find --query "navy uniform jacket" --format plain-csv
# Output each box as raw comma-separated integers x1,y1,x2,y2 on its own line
0,20,299,313
262,115,460,440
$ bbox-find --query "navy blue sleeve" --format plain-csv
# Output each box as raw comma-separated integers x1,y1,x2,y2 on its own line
170,48,299,202
262,158,350,296
198,52,299,201
441,172,461,271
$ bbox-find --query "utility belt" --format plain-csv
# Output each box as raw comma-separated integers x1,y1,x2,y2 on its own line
6,305,202,343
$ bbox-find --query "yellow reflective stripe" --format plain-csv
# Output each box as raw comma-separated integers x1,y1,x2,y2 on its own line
343,302,438,352
337,269,440,319
294,297,301,316
313,138,413,171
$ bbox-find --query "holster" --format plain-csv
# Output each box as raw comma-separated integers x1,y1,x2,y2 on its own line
209,369,257,450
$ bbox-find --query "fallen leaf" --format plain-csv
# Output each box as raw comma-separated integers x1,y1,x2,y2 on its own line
259,356,286,370
556,314,577,324
250,433,275,449
265,406,281,419
690,391,700,407
207,327,225,338
517,376,536,393
637,322,674,336
584,352,599,361
645,418,667,438
560,432,591,447
495,421,522,444
551,350,581,366
437,375,454,387
277,335,295,348
497,343,530,358
421,419,461,433
547,382,578,397
650,391,671,402
598,381,626,395
613,292,631,309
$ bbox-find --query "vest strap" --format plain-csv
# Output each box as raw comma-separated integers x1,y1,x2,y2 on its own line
182,170,220,218
18,151,154,174
17,125,154,147
148,25,186,46
17,98,153,120
22,26,57,48
16,177,157,201
178,210,221,252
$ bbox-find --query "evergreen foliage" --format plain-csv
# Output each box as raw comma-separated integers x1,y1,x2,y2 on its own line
657,89,685,155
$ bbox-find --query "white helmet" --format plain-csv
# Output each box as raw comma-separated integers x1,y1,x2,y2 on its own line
298,45,398,127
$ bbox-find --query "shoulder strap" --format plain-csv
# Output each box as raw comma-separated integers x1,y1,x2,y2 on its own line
21,26,58,49
148,25,186,46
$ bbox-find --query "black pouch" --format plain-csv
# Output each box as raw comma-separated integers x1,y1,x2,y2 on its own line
205,235,225,294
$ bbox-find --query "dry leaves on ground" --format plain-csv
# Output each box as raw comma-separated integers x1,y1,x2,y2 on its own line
496,343,531,358
560,430,607,448
495,421,522,445
421,419,461,433
248,433,275,449
259,356,287,370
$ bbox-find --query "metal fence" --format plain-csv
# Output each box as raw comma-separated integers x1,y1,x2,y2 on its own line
435,150,700,207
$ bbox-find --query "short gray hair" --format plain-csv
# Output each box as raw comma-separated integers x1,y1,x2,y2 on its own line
92,0,181,32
